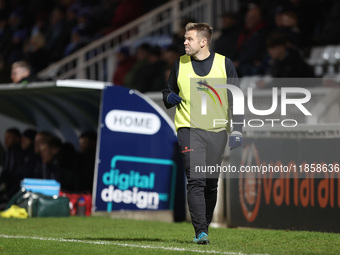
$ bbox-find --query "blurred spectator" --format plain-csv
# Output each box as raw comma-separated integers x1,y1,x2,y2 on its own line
35,135,62,180
21,129,36,152
133,45,166,93
257,33,314,88
11,61,40,84
0,13,11,63
0,128,22,207
30,130,54,178
235,5,268,76
8,28,27,64
78,130,97,154
45,6,70,63
6,8,28,64
112,45,136,86
58,142,78,192
23,32,48,73
273,4,285,29
213,12,240,60
124,43,151,88
29,12,48,37
74,6,94,37
65,3,79,35
17,128,37,178
2,127,21,173
162,45,181,69
8,8,24,34
273,10,301,48
266,33,314,78
0,0,9,17
63,26,88,57
248,0,284,30
34,131,53,156
160,45,180,91
105,0,143,33
75,130,97,193
25,0,53,25
283,0,319,47
314,0,340,45
90,0,119,37
0,54,11,83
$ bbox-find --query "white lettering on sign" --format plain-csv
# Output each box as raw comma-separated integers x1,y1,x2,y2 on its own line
105,110,161,135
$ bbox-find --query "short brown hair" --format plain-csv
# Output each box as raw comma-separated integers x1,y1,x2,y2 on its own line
185,22,213,45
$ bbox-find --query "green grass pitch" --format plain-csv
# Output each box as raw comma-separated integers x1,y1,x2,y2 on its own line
0,216,340,254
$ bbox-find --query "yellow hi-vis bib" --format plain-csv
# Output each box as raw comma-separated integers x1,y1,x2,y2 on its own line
175,53,230,132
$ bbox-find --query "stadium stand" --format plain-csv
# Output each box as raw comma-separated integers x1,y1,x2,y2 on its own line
0,0,338,84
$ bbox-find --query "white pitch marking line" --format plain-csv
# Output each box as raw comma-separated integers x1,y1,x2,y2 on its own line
0,234,269,255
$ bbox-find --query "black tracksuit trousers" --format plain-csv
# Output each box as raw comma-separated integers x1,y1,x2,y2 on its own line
177,127,227,237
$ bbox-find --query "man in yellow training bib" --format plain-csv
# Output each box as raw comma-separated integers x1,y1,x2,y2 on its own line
162,22,243,244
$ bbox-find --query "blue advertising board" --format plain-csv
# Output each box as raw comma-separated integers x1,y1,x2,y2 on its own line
93,86,183,213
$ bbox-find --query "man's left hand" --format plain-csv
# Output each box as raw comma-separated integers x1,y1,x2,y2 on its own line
228,131,242,150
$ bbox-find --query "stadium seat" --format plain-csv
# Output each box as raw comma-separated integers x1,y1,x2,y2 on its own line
308,46,325,76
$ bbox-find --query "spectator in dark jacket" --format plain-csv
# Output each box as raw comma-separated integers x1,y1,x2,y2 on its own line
112,46,135,86
213,12,240,60
0,14,12,63
105,0,143,33
0,54,11,83
29,131,53,178
34,135,61,180
266,33,314,78
124,43,151,88
314,0,340,45
235,5,268,76
0,128,22,207
45,6,69,63
23,32,49,73
58,142,78,192
257,33,315,88
74,131,97,193
18,129,38,179
133,45,166,93
272,10,301,48
63,26,88,57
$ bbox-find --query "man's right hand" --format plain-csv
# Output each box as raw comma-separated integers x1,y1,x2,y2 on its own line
167,92,182,105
